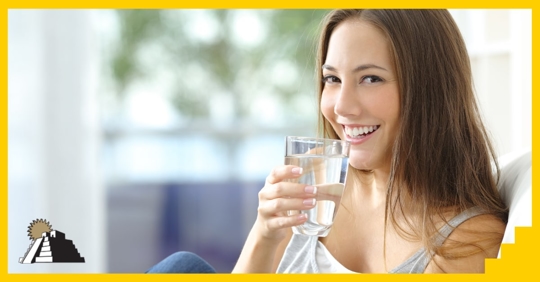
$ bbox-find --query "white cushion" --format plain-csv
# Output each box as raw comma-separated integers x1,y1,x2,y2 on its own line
496,149,532,258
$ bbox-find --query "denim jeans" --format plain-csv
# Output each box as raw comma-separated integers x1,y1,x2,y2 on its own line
145,252,217,273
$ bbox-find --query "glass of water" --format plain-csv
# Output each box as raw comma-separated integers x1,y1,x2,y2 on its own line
285,136,350,237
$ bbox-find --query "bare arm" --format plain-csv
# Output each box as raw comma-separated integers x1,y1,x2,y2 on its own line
232,165,315,273
271,228,293,272
233,225,293,273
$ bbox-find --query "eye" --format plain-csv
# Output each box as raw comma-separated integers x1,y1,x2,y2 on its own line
322,75,341,84
361,75,383,84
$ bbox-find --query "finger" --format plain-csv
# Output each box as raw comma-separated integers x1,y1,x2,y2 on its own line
265,213,308,230
258,197,316,217
259,182,317,200
266,165,303,184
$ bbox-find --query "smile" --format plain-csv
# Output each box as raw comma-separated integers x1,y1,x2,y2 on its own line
343,125,380,139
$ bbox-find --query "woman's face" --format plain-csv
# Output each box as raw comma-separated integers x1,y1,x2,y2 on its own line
321,19,400,171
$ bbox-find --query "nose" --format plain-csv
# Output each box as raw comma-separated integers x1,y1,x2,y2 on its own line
334,82,360,117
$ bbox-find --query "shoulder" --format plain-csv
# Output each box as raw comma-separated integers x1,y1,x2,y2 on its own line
425,213,506,273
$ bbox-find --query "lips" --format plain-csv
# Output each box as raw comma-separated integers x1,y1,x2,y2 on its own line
343,125,380,138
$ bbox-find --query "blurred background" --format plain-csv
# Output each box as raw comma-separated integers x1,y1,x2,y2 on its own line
8,9,531,273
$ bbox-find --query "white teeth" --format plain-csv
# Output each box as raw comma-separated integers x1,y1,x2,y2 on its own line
345,125,379,137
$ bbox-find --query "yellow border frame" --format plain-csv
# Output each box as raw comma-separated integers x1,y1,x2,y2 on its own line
3,1,537,281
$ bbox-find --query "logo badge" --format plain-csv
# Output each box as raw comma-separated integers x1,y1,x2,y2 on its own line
19,219,85,263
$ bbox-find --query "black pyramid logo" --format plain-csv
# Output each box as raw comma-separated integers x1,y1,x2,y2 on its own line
19,219,85,263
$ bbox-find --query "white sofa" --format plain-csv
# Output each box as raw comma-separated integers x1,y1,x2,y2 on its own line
496,149,532,258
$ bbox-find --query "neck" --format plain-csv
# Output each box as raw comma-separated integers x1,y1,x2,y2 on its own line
345,168,390,209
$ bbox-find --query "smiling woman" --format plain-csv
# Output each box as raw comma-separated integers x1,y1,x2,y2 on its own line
307,10,508,273
236,9,508,274
143,9,525,274
8,8,528,274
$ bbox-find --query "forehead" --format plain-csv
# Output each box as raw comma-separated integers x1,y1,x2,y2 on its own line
325,19,393,69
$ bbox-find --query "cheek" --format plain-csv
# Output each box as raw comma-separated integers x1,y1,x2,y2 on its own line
384,95,400,128
369,89,400,126
378,96,401,147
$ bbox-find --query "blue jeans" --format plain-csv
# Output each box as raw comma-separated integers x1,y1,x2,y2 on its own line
146,252,217,273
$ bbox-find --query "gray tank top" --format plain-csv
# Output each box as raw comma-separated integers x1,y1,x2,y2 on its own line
276,206,485,273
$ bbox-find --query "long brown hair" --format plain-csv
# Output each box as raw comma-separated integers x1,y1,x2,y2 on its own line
316,9,508,264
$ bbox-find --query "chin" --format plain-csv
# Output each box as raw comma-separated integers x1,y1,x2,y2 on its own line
347,142,393,171
348,151,374,171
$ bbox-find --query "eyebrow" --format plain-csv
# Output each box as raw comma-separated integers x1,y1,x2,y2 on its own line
322,64,388,72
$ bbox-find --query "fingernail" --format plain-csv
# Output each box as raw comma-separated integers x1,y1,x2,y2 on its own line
304,185,317,195
303,198,316,206
298,214,307,220
291,167,303,175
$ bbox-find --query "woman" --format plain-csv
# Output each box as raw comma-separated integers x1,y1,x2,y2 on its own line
147,9,508,274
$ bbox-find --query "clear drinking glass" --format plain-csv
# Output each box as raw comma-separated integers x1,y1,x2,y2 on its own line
285,136,350,237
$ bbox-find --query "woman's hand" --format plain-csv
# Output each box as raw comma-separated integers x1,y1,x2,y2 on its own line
233,165,317,273
254,165,317,243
